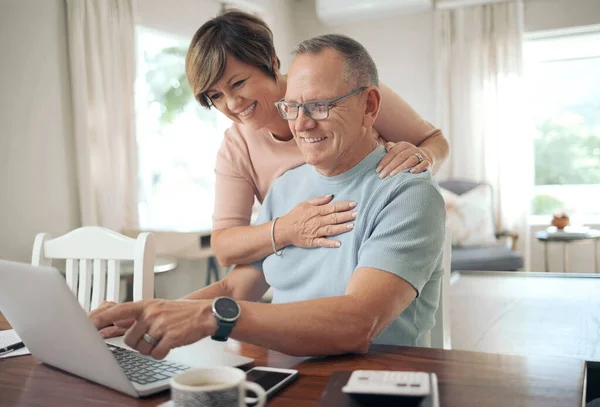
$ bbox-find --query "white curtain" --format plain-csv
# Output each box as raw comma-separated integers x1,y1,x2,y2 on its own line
435,0,533,261
66,0,139,231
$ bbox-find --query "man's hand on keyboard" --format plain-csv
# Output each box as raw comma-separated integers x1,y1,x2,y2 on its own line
89,299,217,360
90,301,135,339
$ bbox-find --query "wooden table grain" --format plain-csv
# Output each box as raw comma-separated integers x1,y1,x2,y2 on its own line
0,313,586,407
451,270,600,361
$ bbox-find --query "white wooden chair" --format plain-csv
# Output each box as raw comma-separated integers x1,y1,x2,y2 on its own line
31,226,156,312
431,226,452,349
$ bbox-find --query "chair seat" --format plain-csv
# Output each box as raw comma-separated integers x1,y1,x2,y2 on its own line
452,244,523,271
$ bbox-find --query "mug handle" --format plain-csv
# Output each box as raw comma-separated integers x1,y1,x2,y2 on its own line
243,381,267,407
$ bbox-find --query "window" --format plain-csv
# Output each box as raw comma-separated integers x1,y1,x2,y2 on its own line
524,30,600,221
135,27,231,232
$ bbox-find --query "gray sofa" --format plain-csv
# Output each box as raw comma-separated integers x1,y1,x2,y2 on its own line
439,180,524,272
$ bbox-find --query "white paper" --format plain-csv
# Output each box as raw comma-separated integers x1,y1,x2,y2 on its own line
0,329,30,359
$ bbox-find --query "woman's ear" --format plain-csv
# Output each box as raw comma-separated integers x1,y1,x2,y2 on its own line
363,87,382,127
272,54,280,76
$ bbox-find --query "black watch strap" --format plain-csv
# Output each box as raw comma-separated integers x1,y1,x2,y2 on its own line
211,320,236,342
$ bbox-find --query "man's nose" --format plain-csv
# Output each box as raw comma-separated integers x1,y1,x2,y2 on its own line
294,107,317,132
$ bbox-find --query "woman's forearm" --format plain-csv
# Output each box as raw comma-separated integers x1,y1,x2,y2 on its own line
417,131,450,175
211,222,280,266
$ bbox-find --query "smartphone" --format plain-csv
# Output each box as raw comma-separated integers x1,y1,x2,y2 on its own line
245,366,299,404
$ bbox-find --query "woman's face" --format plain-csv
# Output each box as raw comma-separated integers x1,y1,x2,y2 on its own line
205,55,282,131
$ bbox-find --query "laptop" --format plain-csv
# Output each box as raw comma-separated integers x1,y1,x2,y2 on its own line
0,259,253,397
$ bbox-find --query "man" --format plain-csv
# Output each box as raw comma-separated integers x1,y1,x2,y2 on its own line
92,34,445,359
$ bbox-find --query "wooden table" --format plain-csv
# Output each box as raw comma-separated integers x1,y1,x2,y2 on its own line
0,314,587,407
451,270,600,361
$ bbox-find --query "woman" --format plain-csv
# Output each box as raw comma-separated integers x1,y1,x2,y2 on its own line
185,10,449,266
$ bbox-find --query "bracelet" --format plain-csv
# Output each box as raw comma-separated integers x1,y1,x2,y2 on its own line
270,217,283,256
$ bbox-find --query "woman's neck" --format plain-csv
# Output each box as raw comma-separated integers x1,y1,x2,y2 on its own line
265,75,294,141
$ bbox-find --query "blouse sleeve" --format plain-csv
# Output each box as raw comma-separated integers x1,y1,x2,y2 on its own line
212,128,256,231
373,82,442,145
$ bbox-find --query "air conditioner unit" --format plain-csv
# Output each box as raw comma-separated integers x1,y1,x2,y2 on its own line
316,0,433,26
435,0,509,9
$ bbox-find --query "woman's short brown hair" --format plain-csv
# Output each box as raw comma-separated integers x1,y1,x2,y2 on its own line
185,10,281,108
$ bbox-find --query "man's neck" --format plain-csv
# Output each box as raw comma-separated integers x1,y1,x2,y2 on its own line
316,129,379,177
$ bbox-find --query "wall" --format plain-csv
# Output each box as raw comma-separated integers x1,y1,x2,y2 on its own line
136,0,296,71
253,0,297,72
1,0,597,277
292,0,437,123
524,0,600,32
136,0,221,39
0,0,80,263
293,0,600,273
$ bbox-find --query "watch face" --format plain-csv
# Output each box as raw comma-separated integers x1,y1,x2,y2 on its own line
214,297,240,320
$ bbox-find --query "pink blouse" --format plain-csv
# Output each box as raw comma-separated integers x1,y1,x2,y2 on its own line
213,83,441,230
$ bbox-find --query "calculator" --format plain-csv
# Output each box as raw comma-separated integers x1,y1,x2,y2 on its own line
342,370,431,397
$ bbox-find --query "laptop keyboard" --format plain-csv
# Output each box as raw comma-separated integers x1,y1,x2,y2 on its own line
108,345,190,385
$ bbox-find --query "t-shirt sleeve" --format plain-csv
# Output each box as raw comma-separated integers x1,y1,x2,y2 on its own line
212,128,257,231
374,82,442,146
356,178,446,296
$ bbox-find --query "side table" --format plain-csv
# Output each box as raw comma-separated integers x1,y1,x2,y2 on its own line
535,229,600,273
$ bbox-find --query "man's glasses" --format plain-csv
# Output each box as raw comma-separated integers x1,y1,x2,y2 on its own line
274,87,367,121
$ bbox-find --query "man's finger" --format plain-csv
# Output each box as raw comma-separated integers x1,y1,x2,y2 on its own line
93,302,146,328
114,319,135,329
99,326,127,339
150,336,172,360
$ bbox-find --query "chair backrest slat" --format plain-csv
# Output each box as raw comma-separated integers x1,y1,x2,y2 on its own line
65,259,79,295
91,260,107,311
31,227,155,312
78,259,93,311
106,260,120,303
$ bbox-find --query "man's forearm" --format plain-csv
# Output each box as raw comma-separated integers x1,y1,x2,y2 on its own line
230,296,378,357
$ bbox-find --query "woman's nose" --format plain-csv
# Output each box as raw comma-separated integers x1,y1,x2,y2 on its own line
226,93,245,113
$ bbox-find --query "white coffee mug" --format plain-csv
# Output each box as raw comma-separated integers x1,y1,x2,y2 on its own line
170,367,266,407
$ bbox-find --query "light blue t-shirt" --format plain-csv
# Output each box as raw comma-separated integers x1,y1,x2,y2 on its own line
252,146,446,347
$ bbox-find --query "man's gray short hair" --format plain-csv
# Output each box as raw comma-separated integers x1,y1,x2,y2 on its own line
292,34,379,88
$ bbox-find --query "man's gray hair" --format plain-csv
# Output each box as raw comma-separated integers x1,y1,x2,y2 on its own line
292,34,379,88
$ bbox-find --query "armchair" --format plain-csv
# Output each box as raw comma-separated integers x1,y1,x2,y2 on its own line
439,180,524,272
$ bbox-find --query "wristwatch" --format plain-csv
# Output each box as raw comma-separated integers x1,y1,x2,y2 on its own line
211,296,241,342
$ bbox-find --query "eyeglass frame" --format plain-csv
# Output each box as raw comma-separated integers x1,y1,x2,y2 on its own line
274,87,368,121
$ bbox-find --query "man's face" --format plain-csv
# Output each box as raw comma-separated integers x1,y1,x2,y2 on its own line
285,49,368,175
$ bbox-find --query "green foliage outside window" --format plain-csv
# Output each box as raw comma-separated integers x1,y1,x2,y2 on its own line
531,97,600,216
534,118,600,186
144,45,217,126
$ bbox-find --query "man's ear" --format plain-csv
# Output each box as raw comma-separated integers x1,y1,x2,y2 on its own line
362,87,381,127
